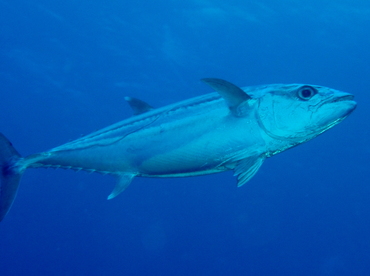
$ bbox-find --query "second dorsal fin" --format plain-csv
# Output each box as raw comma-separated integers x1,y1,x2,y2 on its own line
125,97,154,115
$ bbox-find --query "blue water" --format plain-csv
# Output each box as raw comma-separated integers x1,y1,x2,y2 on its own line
0,1,369,275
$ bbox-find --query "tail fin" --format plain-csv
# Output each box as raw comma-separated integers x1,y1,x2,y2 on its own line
0,133,23,221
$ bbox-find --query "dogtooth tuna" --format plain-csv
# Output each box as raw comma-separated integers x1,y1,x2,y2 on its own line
0,78,356,221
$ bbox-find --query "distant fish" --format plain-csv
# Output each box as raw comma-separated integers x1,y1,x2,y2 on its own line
0,78,356,221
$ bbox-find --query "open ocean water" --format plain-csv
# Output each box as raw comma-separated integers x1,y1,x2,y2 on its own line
0,0,369,275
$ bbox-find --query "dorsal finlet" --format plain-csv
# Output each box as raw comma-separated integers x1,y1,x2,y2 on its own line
125,97,154,115
201,78,251,117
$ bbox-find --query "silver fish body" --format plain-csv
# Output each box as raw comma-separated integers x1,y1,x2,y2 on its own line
0,78,356,221
29,93,262,176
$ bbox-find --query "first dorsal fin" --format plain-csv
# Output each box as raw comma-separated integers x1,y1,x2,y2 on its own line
125,97,154,115
201,78,251,117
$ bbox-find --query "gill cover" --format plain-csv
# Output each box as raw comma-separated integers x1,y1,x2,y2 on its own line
255,86,319,140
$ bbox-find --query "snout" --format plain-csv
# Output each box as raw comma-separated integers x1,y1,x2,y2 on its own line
328,91,355,103
333,94,355,102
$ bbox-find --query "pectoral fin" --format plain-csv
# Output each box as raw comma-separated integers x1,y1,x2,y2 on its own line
233,156,265,187
107,173,135,200
201,78,251,117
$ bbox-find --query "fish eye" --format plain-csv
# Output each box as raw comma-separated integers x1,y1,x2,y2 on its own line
297,86,317,100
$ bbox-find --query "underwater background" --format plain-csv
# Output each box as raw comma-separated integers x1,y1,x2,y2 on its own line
0,0,369,275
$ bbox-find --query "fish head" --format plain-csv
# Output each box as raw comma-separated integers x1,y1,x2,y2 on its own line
255,84,357,144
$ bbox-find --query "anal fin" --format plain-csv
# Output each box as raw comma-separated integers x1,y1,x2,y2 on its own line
107,173,135,200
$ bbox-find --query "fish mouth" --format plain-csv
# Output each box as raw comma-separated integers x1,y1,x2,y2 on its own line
319,93,357,126
324,93,357,115
310,93,356,133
